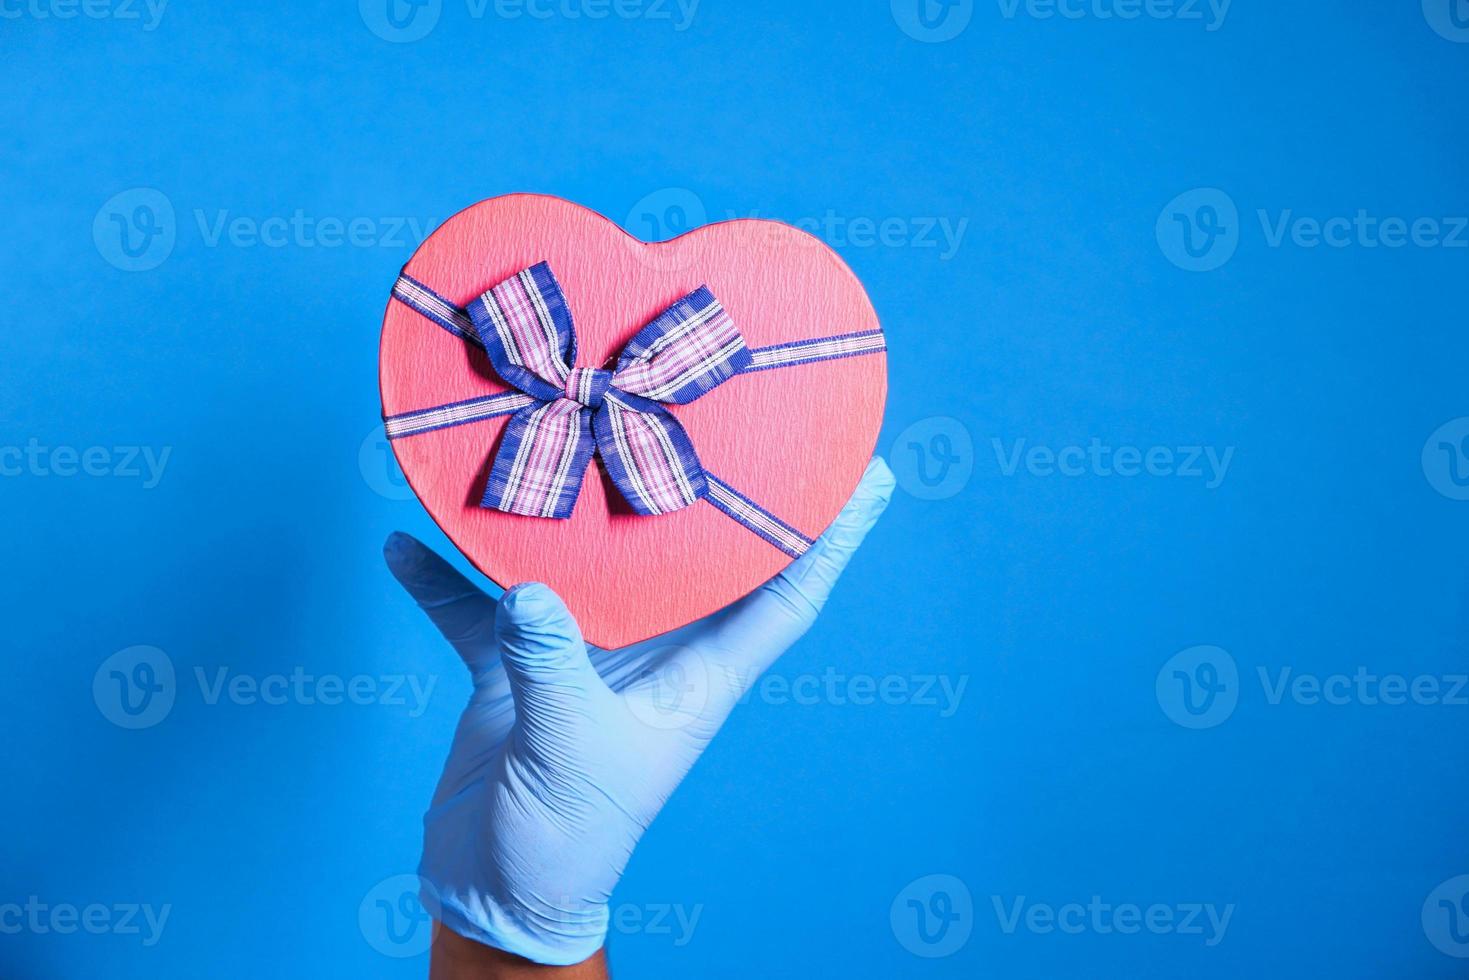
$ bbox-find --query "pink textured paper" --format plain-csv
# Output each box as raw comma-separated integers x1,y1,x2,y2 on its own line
379,194,886,647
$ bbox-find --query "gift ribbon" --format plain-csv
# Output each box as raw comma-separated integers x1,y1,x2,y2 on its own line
383,262,886,558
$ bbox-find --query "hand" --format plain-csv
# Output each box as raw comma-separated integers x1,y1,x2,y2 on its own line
385,458,895,968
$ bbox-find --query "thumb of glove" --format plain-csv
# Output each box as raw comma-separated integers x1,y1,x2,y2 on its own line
494,583,604,741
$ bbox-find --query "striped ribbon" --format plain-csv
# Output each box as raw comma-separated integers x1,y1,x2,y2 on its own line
383,262,885,558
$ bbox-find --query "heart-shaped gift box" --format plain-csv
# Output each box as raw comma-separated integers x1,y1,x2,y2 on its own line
379,194,886,648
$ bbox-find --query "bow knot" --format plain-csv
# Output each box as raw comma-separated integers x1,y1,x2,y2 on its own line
467,262,752,519
564,366,613,409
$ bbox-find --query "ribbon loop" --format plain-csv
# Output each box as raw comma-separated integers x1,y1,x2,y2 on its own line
593,391,707,516
611,286,751,403
482,398,595,519
466,262,577,403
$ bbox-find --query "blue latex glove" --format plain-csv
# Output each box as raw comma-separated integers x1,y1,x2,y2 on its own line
384,458,894,965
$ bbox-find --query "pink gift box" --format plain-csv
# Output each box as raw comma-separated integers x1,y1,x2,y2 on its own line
379,194,887,647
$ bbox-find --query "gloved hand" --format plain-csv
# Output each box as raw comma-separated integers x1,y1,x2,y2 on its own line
384,458,895,966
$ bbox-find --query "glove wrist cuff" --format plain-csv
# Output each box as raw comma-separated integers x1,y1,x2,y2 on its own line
432,890,608,968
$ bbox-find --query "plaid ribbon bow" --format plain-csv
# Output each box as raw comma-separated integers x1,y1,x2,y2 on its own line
384,259,887,557
467,262,750,519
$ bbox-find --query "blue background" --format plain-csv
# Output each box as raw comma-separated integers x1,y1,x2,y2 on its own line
4,1,1468,976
